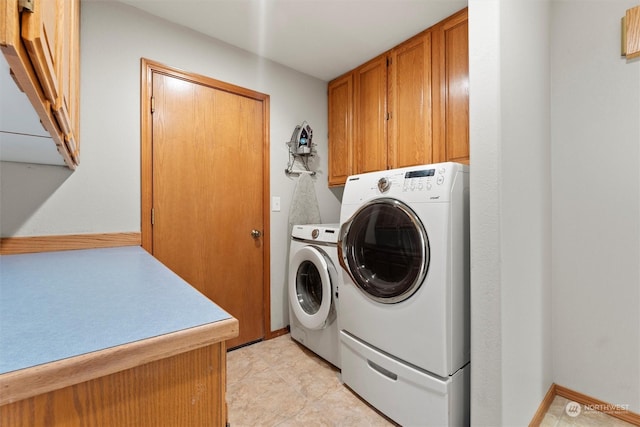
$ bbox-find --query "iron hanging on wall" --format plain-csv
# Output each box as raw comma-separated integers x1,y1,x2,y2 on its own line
286,121,316,175
289,121,313,154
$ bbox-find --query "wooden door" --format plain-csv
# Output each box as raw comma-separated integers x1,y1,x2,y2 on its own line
327,72,353,186
354,54,388,174
388,31,433,169
141,61,270,349
433,8,469,164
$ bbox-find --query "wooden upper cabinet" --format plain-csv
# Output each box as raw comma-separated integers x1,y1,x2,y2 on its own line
388,31,433,169
328,73,353,186
1,0,80,168
433,8,469,164
61,0,80,160
21,0,61,106
354,54,388,175
624,5,640,59
326,7,468,186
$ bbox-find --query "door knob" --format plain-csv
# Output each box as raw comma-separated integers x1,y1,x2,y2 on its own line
251,229,262,238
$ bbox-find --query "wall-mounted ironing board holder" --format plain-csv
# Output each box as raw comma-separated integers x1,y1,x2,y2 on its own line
285,168,316,176
285,152,316,176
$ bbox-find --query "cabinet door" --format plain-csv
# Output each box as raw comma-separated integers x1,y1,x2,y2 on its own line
354,54,388,174
388,31,433,169
328,73,353,186
433,8,469,164
60,0,80,163
21,0,62,107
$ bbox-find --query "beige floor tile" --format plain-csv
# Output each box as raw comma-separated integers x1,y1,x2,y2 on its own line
314,385,396,426
227,368,306,426
539,396,636,427
226,344,271,385
229,336,638,427
226,334,396,427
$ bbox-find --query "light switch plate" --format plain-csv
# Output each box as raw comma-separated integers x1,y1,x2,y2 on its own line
272,196,281,212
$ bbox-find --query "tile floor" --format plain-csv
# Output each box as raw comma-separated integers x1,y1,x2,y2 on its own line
540,395,636,427
226,334,396,426
227,334,633,427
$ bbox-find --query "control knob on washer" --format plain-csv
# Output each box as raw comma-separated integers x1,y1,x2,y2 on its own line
378,177,391,193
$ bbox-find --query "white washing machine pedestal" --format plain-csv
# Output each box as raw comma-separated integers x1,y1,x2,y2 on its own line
340,331,470,427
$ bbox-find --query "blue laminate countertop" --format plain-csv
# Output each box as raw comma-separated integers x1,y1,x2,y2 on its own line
0,246,232,375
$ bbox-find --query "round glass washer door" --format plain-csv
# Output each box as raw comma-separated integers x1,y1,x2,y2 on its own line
288,246,335,330
339,198,429,304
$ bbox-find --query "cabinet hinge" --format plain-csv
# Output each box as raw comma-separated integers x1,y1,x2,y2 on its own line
150,96,155,114
386,112,392,120
151,208,155,225
18,0,34,12
387,57,391,67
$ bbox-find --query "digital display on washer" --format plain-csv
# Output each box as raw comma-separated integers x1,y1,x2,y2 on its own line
405,169,435,178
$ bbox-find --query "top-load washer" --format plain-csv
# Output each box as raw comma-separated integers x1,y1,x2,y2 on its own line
337,162,470,426
288,223,341,368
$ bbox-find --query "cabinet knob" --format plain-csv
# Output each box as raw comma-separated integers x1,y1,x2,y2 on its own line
251,229,262,239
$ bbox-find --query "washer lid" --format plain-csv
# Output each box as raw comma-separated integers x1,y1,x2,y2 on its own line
339,198,429,304
289,246,335,330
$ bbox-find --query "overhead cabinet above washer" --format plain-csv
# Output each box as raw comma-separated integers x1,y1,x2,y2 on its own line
0,0,81,169
327,8,468,187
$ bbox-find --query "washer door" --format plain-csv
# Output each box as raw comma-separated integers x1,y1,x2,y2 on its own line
289,246,335,330
339,198,429,304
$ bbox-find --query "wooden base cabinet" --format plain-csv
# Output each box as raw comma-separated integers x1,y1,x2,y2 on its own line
328,8,468,186
0,343,229,427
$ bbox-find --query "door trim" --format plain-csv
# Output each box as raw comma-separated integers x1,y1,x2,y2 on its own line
140,58,272,339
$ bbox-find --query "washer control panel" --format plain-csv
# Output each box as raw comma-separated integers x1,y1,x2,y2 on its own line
401,166,447,192
343,162,466,204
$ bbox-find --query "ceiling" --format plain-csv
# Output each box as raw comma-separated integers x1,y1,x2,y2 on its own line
112,0,467,81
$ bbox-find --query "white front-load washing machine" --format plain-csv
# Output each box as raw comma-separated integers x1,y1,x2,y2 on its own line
288,223,341,368
337,162,470,426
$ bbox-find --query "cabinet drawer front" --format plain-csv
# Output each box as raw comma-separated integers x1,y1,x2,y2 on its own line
340,331,470,426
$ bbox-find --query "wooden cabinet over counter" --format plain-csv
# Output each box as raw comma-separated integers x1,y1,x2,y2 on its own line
0,0,80,169
328,8,468,186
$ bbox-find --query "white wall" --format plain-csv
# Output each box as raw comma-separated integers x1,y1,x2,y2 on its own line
0,1,342,331
469,0,552,424
551,0,640,412
471,0,640,424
